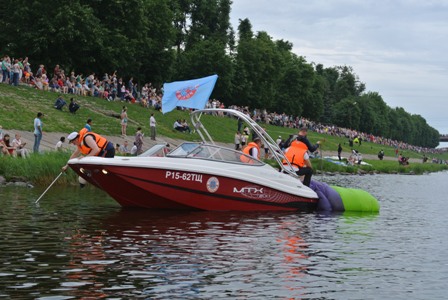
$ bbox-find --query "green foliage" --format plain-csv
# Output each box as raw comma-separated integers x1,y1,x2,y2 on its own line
0,1,441,147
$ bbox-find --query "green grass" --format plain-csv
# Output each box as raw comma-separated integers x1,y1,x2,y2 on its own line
0,151,78,185
1,83,447,185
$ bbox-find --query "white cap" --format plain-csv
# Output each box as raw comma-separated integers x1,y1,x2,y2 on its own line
67,131,78,141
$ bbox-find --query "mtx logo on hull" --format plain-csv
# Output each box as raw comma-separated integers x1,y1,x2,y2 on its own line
233,186,271,199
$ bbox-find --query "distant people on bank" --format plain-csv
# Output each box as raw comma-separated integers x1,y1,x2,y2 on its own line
398,153,409,165
12,133,30,158
69,98,80,114
54,95,66,110
378,150,384,160
85,118,92,132
282,138,313,187
134,127,144,155
149,113,157,140
55,137,65,151
234,131,241,150
33,112,43,153
0,134,16,157
276,136,282,147
61,129,115,172
241,131,248,148
130,142,138,156
181,119,191,133
118,140,130,155
121,106,128,137
173,119,187,133
348,149,362,165
338,143,343,161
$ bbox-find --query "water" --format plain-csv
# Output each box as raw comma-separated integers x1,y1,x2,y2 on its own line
1,172,448,299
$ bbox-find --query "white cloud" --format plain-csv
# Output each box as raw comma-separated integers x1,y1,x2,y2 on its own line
231,0,448,134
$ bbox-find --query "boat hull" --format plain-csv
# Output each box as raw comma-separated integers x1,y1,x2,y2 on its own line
70,163,318,211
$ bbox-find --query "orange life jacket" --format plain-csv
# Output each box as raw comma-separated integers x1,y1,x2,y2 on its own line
77,128,108,155
283,141,307,167
240,142,260,163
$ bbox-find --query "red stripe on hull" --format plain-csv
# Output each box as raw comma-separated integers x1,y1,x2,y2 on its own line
71,164,318,211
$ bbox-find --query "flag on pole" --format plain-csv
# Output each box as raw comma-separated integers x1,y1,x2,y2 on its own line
161,74,218,114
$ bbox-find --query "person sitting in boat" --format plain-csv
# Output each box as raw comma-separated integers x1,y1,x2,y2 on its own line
240,137,262,162
282,140,313,187
61,128,115,172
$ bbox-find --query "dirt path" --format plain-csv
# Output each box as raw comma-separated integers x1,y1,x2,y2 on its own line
2,127,422,164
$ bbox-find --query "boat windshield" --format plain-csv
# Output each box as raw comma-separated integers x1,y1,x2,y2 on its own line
167,142,264,166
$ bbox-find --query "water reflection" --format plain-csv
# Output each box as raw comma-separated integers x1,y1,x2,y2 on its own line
2,173,446,299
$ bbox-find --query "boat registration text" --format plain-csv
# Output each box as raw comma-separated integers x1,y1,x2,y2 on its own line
165,171,203,183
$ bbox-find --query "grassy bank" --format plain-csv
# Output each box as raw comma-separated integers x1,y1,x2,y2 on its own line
1,152,445,187
0,151,78,185
1,83,447,185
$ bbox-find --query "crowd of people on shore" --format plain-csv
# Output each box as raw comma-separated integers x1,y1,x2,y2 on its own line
1,54,446,164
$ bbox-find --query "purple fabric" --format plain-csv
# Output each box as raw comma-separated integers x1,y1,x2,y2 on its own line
310,180,345,211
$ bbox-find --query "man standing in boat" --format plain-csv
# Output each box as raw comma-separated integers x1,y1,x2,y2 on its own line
297,127,320,153
62,128,115,172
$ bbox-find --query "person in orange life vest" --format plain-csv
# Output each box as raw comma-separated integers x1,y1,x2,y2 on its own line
297,127,320,153
241,137,262,162
62,128,115,172
283,140,313,187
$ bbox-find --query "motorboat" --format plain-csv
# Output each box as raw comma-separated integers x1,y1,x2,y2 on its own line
68,108,321,211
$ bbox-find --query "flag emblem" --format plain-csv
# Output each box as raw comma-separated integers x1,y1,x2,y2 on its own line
176,86,198,100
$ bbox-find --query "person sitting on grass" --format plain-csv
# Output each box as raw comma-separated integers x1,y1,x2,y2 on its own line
12,133,30,158
173,119,187,132
0,134,16,157
54,95,67,110
69,98,80,114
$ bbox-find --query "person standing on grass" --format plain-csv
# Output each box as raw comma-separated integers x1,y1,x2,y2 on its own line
149,113,156,141
85,118,92,132
337,143,343,161
33,112,43,153
135,127,144,155
121,106,128,137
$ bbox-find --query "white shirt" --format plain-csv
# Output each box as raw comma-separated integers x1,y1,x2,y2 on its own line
34,118,42,135
130,145,138,155
12,138,23,148
55,141,63,151
150,116,156,127
250,147,259,159
173,121,182,129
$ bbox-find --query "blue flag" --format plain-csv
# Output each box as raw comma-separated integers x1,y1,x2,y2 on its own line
162,74,218,114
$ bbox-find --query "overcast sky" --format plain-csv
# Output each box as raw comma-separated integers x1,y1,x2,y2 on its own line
230,0,448,135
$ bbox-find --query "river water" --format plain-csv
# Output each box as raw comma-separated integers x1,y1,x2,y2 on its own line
0,171,447,299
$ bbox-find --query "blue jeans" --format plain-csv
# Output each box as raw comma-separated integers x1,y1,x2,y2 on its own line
2,69,9,82
12,72,19,86
33,133,42,153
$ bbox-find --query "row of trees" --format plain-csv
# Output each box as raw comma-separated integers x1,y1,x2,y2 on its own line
0,0,439,147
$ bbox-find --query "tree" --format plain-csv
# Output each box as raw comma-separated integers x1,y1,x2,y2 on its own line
332,97,361,129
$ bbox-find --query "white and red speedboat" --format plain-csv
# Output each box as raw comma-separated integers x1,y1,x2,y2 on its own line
68,109,320,211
